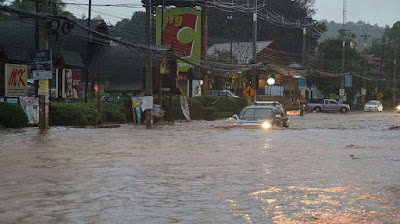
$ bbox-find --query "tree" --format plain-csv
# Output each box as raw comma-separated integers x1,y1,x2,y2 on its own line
208,0,325,53
109,11,146,43
9,0,76,19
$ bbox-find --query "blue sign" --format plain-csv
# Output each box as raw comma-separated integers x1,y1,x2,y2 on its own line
345,75,352,87
299,77,307,87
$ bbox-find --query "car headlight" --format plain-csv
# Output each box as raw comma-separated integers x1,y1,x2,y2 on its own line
396,105,400,110
261,122,271,129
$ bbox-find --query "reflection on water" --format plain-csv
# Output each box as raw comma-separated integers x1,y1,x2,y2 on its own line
0,112,399,223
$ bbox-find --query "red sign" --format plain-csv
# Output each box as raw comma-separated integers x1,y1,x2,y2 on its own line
177,73,187,80
62,69,81,99
5,64,28,97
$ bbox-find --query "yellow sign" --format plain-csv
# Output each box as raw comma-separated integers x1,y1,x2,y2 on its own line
160,57,166,75
5,63,28,97
38,80,49,96
300,88,306,97
242,86,255,98
377,92,384,100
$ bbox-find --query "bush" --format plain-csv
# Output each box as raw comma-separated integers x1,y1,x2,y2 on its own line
0,103,29,128
99,102,127,123
285,106,300,111
50,102,129,126
160,96,247,121
51,103,102,126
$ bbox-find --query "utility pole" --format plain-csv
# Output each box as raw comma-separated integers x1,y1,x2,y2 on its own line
145,0,153,129
302,27,306,66
36,0,49,130
393,44,397,107
158,0,164,104
252,0,257,103
360,34,371,108
300,27,306,116
339,0,347,103
85,0,91,103
201,0,209,96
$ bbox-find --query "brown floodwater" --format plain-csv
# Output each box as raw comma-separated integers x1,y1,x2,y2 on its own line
0,112,399,223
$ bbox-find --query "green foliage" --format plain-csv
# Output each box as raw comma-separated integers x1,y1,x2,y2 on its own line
98,102,127,124
51,103,102,126
319,20,385,52
109,11,146,43
285,106,300,111
209,0,324,52
0,103,29,128
162,96,247,121
9,0,77,19
50,102,128,126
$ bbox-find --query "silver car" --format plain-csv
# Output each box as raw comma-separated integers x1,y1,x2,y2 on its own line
364,100,383,112
232,105,289,129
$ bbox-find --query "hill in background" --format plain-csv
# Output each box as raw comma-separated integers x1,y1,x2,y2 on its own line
318,20,386,51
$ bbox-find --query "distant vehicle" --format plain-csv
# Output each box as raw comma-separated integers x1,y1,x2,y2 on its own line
308,99,350,113
100,95,120,102
232,105,289,128
364,100,383,112
208,90,239,98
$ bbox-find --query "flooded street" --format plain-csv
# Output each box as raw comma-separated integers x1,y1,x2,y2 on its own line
1,112,400,223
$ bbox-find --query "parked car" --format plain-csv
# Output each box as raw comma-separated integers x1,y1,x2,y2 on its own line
232,105,289,128
364,100,383,112
308,99,350,113
208,90,239,98
100,94,120,102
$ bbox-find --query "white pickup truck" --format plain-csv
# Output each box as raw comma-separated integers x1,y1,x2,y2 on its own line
308,99,350,113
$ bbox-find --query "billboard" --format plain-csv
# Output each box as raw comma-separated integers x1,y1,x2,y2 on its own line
62,69,81,99
5,64,28,97
156,7,201,72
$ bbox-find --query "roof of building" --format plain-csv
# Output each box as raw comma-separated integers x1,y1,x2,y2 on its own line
57,50,85,68
208,41,273,64
0,18,35,63
89,45,145,90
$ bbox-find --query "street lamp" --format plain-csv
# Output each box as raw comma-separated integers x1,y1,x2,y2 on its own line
267,77,275,100
267,77,275,85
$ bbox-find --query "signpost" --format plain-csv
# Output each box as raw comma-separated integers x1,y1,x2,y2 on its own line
31,50,52,130
31,50,53,80
377,92,384,100
242,86,255,98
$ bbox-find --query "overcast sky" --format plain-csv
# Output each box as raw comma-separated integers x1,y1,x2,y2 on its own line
314,0,400,27
66,0,400,27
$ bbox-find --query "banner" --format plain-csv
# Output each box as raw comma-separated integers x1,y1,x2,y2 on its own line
5,64,28,97
19,97,39,124
156,7,201,72
50,69,59,98
131,96,143,124
180,95,191,121
62,69,81,99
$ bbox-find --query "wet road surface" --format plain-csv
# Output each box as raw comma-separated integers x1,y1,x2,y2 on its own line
0,112,400,223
